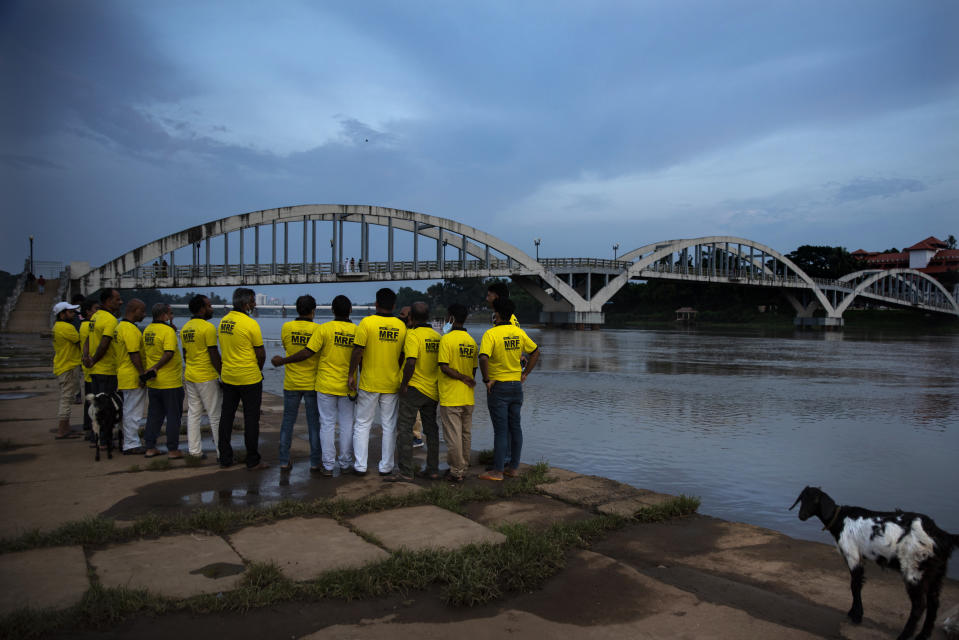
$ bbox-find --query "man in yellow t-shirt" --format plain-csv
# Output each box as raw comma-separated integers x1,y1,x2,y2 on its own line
142,303,184,459
114,299,147,454
217,288,267,470
78,299,99,437
84,288,123,395
348,288,406,475
437,303,478,483
478,298,540,482
52,302,82,439
180,295,222,459
386,301,441,482
271,295,320,470
272,294,356,476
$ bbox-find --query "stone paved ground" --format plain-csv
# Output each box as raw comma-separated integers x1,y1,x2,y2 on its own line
1,333,957,639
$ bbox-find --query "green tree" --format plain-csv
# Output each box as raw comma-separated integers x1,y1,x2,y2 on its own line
784,245,861,279
946,235,957,250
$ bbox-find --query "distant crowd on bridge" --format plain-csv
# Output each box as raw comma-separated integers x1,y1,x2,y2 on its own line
49,282,541,483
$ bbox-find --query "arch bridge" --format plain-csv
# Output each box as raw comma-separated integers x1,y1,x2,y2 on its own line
72,205,959,327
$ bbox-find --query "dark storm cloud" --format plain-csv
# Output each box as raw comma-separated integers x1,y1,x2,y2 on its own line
835,178,927,203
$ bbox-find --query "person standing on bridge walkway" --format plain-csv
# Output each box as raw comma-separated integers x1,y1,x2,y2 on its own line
52,302,82,439
478,297,540,482
83,288,122,396
180,295,222,459
348,288,406,476
217,288,268,470
272,294,357,475
273,295,321,471
114,299,147,454
141,303,184,458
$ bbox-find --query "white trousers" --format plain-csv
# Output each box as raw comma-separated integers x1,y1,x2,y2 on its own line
353,390,398,473
317,392,355,471
121,387,145,450
184,379,222,457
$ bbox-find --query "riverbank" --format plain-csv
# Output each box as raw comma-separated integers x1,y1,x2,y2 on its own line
1,334,957,639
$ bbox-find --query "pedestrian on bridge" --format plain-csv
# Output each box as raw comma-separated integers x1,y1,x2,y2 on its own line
348,288,406,476
217,288,268,470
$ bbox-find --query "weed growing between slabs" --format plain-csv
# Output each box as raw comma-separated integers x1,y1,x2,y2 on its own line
0,464,701,639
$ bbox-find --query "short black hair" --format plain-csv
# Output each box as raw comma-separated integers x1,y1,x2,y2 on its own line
296,294,317,316
410,301,429,323
99,288,118,304
331,294,352,317
447,303,468,324
233,288,255,311
375,287,396,310
71,293,85,305
188,294,208,315
487,281,510,300
79,299,97,316
492,297,515,321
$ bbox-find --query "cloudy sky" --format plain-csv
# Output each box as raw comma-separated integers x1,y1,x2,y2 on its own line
2,1,957,297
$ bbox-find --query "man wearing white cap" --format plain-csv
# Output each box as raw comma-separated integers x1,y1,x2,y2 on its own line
52,302,82,439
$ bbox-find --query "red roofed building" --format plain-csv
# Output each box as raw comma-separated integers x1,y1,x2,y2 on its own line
852,237,959,285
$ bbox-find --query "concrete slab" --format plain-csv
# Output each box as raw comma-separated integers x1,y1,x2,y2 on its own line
543,466,581,483
333,477,422,502
229,517,389,581
90,534,244,597
348,505,505,552
0,546,89,614
537,474,649,509
467,495,592,530
596,491,677,517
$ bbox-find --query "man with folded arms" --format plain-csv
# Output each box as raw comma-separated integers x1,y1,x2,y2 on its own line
180,295,222,459
348,288,405,476
114,299,148,454
218,288,268,470
141,303,184,459
387,301,441,482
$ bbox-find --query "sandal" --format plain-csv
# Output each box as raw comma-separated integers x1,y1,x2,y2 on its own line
143,449,162,458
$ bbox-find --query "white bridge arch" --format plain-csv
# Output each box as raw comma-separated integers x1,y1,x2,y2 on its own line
73,210,958,326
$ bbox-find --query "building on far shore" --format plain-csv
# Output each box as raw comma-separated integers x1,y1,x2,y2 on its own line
852,236,959,298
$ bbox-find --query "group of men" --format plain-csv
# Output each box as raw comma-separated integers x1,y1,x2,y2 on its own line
50,281,540,482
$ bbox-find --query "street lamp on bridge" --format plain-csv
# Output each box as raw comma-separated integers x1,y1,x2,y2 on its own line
534,237,541,261
613,242,619,261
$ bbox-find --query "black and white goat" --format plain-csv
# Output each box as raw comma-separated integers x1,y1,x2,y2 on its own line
791,486,959,640
86,392,122,461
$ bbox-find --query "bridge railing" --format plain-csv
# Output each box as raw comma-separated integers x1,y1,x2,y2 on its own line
539,258,630,270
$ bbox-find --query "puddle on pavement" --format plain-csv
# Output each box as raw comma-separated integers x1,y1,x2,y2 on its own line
189,562,246,579
0,393,38,400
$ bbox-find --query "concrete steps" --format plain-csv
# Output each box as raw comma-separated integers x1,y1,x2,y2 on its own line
4,288,59,333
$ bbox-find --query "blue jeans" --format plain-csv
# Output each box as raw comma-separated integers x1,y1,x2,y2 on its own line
486,381,523,472
279,389,320,467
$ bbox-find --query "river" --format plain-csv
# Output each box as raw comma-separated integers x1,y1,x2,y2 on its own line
253,314,959,576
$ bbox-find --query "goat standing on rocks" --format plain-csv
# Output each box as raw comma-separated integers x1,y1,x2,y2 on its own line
791,486,959,640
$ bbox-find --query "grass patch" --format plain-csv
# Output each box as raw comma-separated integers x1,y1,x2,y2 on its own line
127,464,142,473
146,459,172,471
634,494,701,522
477,449,494,465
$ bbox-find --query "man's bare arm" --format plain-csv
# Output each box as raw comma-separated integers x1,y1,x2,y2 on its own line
399,357,416,393
208,346,222,374
348,345,364,392
254,345,266,370
271,347,314,368
440,363,475,388
91,335,112,365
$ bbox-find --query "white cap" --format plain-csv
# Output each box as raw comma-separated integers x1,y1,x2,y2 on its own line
53,302,80,315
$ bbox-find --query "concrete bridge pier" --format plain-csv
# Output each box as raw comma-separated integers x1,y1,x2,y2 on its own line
511,275,604,329
783,291,844,328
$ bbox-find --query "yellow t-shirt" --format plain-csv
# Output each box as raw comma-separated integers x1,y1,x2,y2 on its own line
354,314,406,394
88,309,118,375
218,310,264,386
114,320,144,391
179,318,219,383
307,320,356,396
479,324,538,382
52,321,81,376
281,319,319,391
403,325,441,401
79,320,93,382
143,322,183,389
437,329,478,407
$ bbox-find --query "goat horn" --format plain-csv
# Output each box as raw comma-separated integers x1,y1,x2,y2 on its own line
789,496,801,511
